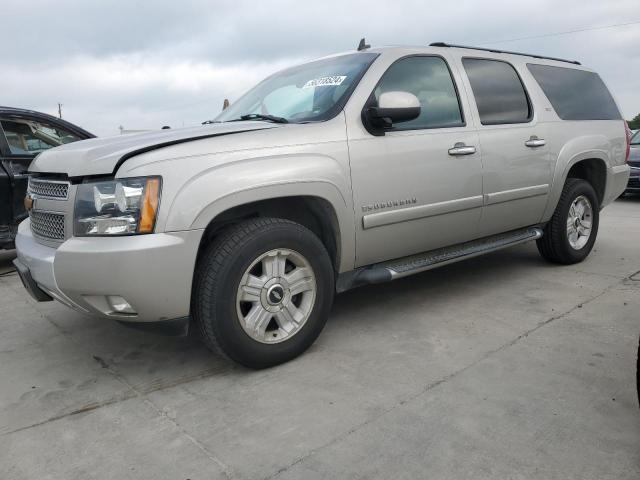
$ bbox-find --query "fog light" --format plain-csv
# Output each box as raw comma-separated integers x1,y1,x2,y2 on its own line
107,296,136,314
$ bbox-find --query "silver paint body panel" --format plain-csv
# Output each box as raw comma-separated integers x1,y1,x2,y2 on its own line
20,45,630,322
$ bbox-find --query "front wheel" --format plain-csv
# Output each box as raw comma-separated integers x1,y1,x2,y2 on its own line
193,218,334,368
537,178,599,264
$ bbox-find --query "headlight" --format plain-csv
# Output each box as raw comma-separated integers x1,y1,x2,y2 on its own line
74,177,161,236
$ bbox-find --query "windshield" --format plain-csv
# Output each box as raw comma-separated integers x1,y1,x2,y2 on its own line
215,53,378,124
631,130,640,145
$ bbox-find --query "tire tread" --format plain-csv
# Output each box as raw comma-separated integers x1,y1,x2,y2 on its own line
537,178,598,264
192,217,330,366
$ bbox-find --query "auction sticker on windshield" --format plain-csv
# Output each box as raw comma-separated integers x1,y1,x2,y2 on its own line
303,76,346,89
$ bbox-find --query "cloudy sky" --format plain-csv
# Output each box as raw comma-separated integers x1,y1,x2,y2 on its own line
2,0,638,136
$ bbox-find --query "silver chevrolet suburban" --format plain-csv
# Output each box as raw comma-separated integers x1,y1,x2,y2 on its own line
14,42,631,368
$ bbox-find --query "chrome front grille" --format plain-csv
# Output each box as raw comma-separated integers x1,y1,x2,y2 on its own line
28,178,69,199
30,211,66,240
26,177,74,245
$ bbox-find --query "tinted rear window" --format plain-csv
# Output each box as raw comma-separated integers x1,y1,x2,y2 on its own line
462,58,532,125
527,64,621,120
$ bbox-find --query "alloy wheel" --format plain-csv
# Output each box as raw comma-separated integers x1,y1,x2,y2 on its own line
235,248,316,343
566,195,593,250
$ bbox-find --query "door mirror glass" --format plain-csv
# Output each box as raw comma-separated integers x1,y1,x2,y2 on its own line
367,91,421,127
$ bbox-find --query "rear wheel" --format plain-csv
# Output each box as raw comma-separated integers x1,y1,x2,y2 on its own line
193,218,334,368
537,178,599,264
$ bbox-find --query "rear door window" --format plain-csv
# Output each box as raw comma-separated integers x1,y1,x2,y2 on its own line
462,58,532,125
526,64,621,120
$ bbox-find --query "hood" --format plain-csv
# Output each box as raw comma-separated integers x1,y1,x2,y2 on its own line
29,121,278,178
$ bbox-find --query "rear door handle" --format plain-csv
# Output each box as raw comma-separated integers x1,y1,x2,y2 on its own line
448,142,476,156
525,136,546,148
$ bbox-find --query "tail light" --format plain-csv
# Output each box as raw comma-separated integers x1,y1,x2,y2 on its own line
625,121,632,164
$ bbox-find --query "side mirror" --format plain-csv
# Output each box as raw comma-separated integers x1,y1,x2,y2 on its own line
366,91,421,129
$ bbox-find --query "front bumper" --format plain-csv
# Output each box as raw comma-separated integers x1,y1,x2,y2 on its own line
13,256,53,302
15,219,203,323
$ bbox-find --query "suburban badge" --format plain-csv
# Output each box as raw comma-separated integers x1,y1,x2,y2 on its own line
361,197,417,213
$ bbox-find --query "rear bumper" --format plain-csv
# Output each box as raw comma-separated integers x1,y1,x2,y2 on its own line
603,164,631,205
624,166,640,192
15,220,203,323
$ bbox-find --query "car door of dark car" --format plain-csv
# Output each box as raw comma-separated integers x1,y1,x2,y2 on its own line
0,120,34,235
0,125,14,241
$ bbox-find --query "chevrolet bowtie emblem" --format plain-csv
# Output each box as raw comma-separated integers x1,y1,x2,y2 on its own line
24,194,34,212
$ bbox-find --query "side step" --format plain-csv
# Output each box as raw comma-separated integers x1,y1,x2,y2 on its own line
337,226,543,292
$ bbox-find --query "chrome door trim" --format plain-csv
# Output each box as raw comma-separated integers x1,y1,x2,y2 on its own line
362,195,483,230
484,184,549,206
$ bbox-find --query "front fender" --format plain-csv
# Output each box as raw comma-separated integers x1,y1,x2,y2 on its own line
164,152,355,272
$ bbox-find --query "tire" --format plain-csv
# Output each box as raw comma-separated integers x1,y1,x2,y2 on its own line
537,178,599,264
193,218,334,368
637,335,640,408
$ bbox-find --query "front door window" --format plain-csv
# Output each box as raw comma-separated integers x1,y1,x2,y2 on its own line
1,119,82,156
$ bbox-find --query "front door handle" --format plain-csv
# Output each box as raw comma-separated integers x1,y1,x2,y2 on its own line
525,136,546,148
448,142,476,156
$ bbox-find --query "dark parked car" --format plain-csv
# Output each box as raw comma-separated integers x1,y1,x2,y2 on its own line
624,130,640,195
1,107,93,249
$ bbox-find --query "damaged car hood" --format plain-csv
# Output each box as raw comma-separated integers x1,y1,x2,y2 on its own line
29,122,278,178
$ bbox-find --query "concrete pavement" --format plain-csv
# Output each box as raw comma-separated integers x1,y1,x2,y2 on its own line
1,198,639,479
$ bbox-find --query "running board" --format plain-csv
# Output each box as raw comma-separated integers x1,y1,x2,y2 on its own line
337,226,543,292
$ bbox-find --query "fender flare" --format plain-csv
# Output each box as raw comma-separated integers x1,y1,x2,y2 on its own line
542,148,609,221
188,181,355,272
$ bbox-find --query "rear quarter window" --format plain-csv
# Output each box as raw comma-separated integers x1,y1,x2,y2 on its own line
527,64,621,120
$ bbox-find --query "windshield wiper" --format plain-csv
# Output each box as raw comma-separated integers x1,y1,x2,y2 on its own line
229,114,289,124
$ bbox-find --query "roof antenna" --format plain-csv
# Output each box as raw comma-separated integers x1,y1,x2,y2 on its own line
357,38,370,51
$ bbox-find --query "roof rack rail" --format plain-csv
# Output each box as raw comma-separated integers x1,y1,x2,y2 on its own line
429,42,581,65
